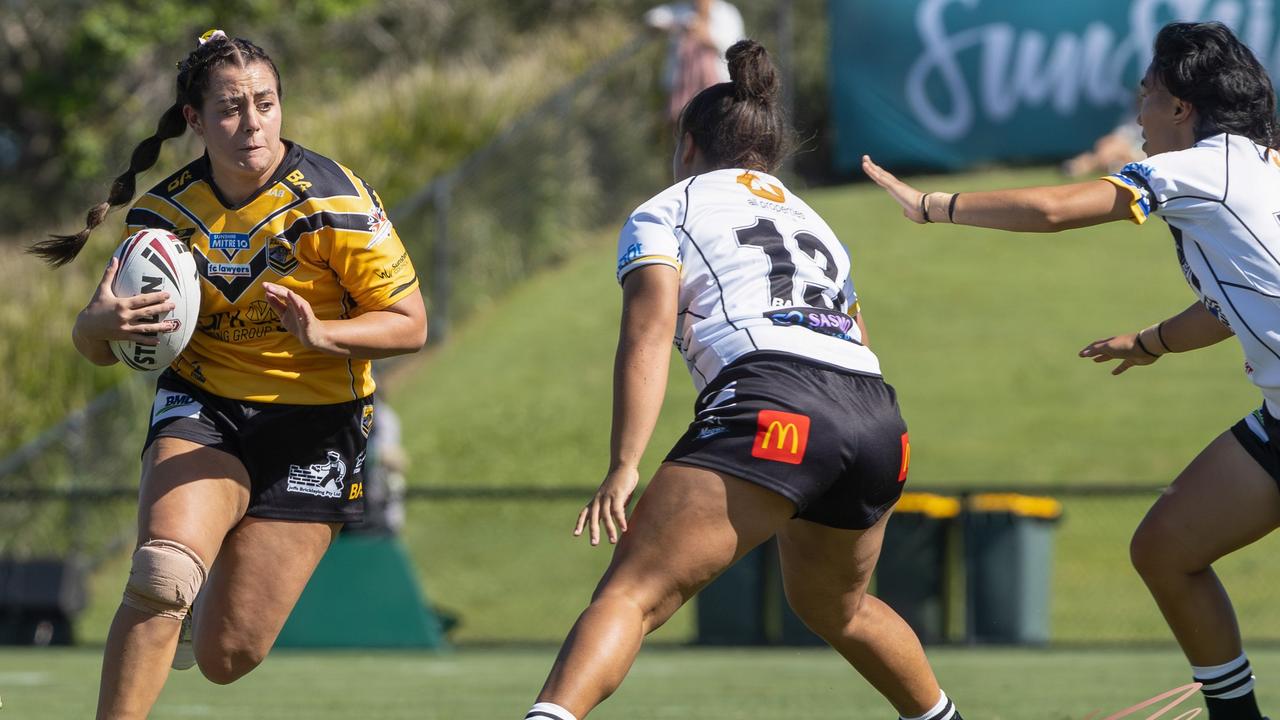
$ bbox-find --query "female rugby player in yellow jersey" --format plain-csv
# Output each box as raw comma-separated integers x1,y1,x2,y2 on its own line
863,22,1277,720
31,30,425,720
522,40,961,720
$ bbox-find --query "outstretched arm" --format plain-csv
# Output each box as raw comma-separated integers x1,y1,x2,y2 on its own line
861,155,1137,232
1079,301,1234,375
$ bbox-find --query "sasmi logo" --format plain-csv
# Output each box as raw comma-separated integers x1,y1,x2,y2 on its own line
751,410,810,464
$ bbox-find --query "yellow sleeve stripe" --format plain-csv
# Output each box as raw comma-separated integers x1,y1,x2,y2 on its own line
1101,175,1150,226
619,255,681,274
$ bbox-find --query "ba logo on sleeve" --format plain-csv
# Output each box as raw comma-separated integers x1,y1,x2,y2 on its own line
751,410,810,464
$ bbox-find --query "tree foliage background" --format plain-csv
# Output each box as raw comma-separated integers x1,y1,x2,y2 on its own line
0,0,828,237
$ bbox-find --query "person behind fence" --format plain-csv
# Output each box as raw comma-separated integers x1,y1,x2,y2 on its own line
29,29,425,720
521,40,963,720
862,21,1278,720
644,0,745,127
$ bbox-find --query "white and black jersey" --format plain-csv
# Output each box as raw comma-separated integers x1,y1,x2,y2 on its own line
1106,133,1280,414
616,168,881,390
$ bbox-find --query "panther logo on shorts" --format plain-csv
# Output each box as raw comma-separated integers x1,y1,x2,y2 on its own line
286,450,347,499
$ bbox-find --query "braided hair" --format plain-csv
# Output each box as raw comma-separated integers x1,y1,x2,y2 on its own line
1150,22,1279,148
31,31,282,267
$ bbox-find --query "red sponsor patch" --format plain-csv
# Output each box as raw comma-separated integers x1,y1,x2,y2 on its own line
898,432,910,482
751,410,810,465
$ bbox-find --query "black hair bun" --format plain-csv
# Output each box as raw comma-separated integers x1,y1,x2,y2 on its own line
727,39,779,105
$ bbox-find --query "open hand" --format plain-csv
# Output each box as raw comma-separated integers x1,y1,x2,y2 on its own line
861,155,927,223
263,282,329,353
1079,334,1160,375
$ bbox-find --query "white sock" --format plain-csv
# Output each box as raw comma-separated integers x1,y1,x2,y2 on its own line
524,701,578,720
1192,653,1256,700
900,690,956,720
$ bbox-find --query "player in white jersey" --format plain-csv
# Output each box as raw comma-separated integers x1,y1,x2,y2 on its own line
864,22,1276,720
522,41,962,720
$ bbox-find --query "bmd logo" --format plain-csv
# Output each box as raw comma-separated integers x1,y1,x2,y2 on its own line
751,410,810,465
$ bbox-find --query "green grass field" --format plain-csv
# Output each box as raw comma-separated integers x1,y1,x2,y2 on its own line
62,167,1280,684
2,645,1274,719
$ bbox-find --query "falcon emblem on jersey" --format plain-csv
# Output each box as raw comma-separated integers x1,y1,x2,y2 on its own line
267,235,298,276
193,245,268,303
736,171,786,203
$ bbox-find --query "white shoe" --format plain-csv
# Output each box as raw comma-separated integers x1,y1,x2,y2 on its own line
171,612,196,670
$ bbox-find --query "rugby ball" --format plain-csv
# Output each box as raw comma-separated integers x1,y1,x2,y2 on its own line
108,228,201,371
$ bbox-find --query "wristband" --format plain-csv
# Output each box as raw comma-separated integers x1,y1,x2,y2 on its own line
920,192,932,223
1134,332,1159,358
1155,321,1172,353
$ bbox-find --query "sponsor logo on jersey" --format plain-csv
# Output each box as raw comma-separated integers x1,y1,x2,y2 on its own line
751,410,810,464
618,242,644,272
764,307,857,342
365,205,392,249
200,301,284,343
207,262,252,277
194,246,268,303
353,451,366,475
167,170,194,193
361,405,375,437
150,389,201,426
267,236,298,276
736,171,786,203
898,433,910,482
286,450,346,498
209,233,251,259
286,169,312,192
374,251,410,280
1203,297,1232,330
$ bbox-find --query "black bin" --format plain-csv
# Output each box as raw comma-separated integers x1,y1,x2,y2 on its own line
0,558,86,646
876,492,961,644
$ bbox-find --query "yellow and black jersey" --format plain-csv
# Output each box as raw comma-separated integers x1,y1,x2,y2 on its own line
124,141,419,404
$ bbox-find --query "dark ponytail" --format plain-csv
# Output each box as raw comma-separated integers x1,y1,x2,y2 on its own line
30,31,281,268
678,39,792,173
1151,21,1280,148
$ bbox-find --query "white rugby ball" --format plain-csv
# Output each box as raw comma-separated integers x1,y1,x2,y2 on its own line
108,228,201,371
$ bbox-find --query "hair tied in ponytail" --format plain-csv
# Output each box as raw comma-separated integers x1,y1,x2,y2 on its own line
727,40,779,106
198,29,228,46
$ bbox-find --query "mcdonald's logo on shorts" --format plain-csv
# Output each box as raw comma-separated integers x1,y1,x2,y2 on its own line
751,410,810,465
898,432,910,483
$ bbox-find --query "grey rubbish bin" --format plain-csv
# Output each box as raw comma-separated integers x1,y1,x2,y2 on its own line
963,493,1063,644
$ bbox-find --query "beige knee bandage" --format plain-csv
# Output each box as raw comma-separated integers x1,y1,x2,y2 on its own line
122,539,207,619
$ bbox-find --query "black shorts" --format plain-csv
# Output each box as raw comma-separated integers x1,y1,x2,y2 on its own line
666,353,909,530
143,369,372,524
1231,404,1280,488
